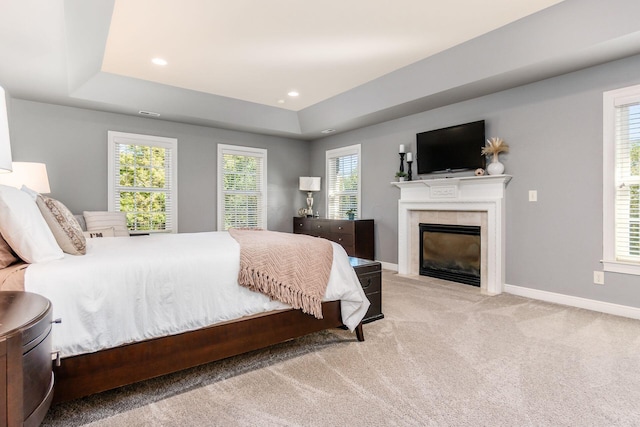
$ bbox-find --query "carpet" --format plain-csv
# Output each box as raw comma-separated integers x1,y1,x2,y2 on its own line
43,271,640,426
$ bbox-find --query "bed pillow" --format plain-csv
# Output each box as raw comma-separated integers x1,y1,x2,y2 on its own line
0,184,64,263
83,211,130,237
0,233,20,268
36,195,86,255
83,227,116,238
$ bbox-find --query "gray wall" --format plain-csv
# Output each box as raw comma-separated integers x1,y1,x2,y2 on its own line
7,99,310,233
309,53,640,308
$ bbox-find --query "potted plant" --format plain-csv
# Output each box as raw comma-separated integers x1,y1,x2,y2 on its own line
346,208,356,220
395,171,408,182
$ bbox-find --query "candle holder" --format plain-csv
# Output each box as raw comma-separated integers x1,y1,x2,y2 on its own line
407,160,413,181
399,153,405,173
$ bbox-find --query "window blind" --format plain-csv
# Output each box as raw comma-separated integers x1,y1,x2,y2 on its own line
218,145,267,230
108,132,178,233
326,145,361,220
614,101,640,262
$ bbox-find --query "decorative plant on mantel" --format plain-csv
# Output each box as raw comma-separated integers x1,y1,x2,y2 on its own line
481,137,509,175
395,171,408,181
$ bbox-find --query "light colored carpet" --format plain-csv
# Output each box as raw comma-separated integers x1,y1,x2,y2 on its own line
43,271,640,426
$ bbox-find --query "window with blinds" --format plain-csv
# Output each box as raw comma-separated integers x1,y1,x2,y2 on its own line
108,131,178,233
326,144,361,220
603,84,640,275
217,144,267,230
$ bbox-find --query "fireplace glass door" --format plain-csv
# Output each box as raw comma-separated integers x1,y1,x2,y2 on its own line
419,223,481,286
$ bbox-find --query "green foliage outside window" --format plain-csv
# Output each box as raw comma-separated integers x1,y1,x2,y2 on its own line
118,144,168,231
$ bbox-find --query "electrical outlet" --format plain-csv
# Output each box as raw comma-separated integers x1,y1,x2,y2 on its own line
529,190,538,202
593,271,605,285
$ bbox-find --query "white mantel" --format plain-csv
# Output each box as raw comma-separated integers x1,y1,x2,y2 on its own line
392,175,512,295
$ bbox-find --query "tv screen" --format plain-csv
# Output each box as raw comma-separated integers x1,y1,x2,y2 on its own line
416,120,485,175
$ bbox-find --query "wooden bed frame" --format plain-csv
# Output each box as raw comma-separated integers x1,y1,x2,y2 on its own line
52,300,364,403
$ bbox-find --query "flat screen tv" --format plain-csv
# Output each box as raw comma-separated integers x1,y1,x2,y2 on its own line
416,120,485,175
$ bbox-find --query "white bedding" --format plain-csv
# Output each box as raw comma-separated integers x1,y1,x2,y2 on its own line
25,232,370,358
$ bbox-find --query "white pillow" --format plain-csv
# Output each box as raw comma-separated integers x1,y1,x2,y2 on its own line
0,184,64,263
83,211,130,237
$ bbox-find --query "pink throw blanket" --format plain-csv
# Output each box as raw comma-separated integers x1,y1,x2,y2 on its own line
228,229,333,319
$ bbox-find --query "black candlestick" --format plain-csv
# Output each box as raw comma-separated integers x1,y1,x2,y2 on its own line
407,160,413,181
399,153,405,173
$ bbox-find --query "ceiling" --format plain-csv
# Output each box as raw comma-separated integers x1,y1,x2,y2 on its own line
1,0,640,140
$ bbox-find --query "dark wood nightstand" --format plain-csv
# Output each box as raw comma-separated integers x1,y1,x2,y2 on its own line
0,291,54,427
350,257,384,323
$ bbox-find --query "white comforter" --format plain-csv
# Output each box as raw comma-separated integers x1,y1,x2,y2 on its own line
25,232,370,358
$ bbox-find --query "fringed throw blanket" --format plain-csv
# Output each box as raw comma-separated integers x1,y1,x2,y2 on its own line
228,229,333,319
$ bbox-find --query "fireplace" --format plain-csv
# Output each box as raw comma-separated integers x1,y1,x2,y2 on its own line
394,175,511,295
420,223,481,286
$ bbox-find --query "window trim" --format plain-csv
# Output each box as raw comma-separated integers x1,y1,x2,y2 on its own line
217,144,268,231
107,131,178,234
325,144,361,220
603,84,640,275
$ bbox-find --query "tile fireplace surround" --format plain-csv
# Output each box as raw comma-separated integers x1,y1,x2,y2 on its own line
392,175,511,295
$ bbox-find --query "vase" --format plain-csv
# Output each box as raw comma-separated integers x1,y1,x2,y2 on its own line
486,154,504,175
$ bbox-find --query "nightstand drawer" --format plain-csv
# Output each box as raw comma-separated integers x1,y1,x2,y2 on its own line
358,272,381,294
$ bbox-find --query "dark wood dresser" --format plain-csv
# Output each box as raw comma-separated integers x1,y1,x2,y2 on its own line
293,217,375,260
0,291,54,427
350,257,384,323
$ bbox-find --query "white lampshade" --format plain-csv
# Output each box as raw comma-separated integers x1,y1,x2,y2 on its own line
0,86,13,172
299,176,321,192
0,162,51,193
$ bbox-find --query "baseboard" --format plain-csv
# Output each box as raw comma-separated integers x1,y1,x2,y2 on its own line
504,283,640,320
379,261,398,272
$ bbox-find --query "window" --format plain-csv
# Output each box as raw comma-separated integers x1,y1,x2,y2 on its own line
603,84,640,275
217,144,267,230
108,131,178,233
326,144,361,220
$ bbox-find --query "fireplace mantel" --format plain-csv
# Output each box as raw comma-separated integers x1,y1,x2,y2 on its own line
393,175,511,295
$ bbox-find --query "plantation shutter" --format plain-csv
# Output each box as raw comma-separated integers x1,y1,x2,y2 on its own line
217,145,267,230
614,100,640,263
108,132,178,233
326,145,361,220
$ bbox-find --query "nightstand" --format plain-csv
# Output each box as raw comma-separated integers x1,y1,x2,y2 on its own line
0,291,54,427
350,257,384,323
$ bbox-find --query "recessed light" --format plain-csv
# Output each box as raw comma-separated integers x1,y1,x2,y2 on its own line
321,129,336,134
152,58,168,66
287,91,299,97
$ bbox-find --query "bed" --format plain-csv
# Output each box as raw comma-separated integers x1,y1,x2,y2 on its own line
0,185,370,403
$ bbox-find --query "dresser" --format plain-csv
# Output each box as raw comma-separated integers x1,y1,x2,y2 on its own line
293,217,375,260
350,257,384,323
0,291,54,427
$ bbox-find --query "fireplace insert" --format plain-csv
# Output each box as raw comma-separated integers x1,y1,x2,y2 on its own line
419,223,481,286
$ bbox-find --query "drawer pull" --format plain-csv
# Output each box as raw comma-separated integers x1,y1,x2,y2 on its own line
317,225,322,229
52,318,62,324
338,226,343,230
362,278,372,289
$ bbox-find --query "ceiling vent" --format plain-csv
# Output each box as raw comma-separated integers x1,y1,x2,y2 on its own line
138,110,161,117
321,128,336,134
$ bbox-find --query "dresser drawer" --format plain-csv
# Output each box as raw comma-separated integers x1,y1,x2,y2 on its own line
330,222,354,233
326,233,354,247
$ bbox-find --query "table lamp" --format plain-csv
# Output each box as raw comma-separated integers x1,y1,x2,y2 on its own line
0,162,51,193
299,177,321,217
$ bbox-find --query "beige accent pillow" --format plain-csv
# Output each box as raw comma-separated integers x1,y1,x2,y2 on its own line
83,227,116,238
37,195,87,256
83,211,130,237
0,233,20,268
